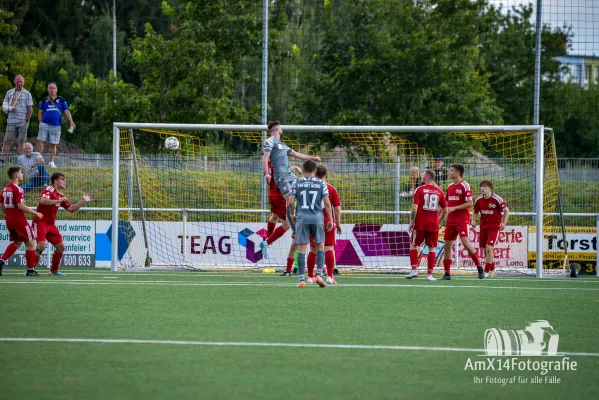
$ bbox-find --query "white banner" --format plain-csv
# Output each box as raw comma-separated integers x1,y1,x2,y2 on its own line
457,226,529,269
118,221,413,268
0,220,95,267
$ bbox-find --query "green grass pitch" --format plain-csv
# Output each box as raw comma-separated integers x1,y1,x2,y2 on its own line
0,269,598,399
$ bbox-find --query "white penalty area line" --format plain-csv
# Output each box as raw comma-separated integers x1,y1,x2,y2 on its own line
0,337,597,357
1,280,599,291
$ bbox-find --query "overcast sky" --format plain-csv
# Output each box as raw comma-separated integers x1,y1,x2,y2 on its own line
490,0,599,56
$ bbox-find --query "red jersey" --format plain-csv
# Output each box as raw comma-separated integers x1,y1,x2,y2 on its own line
33,185,72,225
474,194,507,229
413,184,447,232
268,162,281,195
2,182,27,222
446,180,472,223
323,184,341,224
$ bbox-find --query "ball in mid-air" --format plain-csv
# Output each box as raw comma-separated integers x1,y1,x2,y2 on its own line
164,136,180,151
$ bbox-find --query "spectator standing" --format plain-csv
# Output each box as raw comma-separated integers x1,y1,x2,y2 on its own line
17,142,50,193
37,82,75,168
1,75,33,165
431,155,448,184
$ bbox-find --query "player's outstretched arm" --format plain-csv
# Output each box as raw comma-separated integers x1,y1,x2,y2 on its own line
67,194,93,213
448,200,473,214
291,165,302,175
17,202,42,219
289,150,320,163
38,197,64,206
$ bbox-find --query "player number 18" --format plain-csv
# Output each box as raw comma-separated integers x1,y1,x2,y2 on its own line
423,193,439,211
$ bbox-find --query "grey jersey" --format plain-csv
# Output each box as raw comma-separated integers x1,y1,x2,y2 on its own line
292,177,329,223
262,136,292,180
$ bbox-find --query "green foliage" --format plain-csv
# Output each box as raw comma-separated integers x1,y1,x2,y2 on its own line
290,0,502,154
70,73,153,153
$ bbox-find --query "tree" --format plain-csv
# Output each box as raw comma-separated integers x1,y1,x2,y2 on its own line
291,0,501,154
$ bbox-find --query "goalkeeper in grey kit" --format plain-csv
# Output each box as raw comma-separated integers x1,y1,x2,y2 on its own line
288,160,333,288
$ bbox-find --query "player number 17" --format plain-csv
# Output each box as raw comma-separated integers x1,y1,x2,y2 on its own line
300,190,318,210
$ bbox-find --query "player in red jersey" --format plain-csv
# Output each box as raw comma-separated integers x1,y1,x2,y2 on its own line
442,163,483,280
0,166,43,276
472,180,509,278
407,169,447,281
33,172,92,276
307,165,342,284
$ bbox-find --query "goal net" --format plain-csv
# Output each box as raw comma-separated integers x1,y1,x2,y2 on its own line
110,124,566,276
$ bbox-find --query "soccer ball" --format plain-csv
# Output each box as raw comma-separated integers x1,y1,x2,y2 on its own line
164,136,180,151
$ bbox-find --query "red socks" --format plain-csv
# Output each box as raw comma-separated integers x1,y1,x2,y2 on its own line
409,249,418,270
266,226,286,245
51,251,63,273
427,251,436,275
470,252,482,268
286,257,294,273
325,250,335,278
25,250,37,269
267,221,276,237
443,259,452,274
307,252,316,278
2,242,19,262
484,263,493,273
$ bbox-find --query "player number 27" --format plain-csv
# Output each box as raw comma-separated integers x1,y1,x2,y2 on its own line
422,193,439,211
300,191,318,210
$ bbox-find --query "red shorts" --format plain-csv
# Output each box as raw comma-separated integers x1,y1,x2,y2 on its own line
410,229,439,248
33,221,63,246
479,228,500,247
310,223,336,247
443,220,470,241
6,220,34,243
269,192,287,220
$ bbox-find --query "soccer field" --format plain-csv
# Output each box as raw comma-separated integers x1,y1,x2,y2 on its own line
0,269,597,400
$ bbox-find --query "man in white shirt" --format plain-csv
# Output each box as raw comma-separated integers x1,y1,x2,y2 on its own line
17,142,50,193
1,75,33,165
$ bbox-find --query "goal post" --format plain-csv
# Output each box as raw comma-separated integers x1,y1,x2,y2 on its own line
111,123,562,277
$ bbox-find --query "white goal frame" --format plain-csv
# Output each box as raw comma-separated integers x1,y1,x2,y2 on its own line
111,123,546,277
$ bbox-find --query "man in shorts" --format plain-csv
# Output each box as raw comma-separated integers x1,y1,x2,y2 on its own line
1,75,33,165
37,82,76,168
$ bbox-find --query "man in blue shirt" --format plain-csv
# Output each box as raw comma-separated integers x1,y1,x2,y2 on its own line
37,82,75,168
